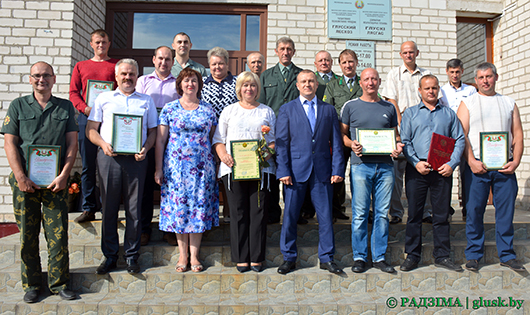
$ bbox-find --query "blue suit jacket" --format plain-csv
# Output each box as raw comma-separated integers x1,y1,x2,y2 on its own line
275,98,345,183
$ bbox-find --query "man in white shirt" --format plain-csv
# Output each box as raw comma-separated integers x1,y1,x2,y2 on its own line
439,58,476,219
457,62,525,272
382,41,432,224
87,59,158,275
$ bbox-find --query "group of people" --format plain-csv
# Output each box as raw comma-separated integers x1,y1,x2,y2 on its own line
2,28,525,304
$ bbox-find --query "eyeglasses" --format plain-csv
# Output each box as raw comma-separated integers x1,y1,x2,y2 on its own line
30,74,54,80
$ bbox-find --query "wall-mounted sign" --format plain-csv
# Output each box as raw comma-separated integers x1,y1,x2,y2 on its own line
328,0,392,41
346,41,375,74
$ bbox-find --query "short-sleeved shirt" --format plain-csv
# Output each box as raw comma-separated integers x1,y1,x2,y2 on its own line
136,71,180,108
88,89,158,146
341,98,398,164
171,58,207,77
1,94,79,168
212,102,276,178
381,64,432,113
439,82,477,113
202,72,238,118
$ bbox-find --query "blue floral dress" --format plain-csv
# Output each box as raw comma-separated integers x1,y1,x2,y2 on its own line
158,100,219,234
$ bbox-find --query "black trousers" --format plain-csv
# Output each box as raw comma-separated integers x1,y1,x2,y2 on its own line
98,151,147,261
222,174,270,263
141,148,157,235
404,163,452,261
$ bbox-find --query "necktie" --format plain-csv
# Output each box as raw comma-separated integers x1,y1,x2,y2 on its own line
323,74,330,83
306,100,316,132
282,68,289,82
348,78,354,92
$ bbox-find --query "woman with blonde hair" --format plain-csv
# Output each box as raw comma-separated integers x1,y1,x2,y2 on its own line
213,71,276,272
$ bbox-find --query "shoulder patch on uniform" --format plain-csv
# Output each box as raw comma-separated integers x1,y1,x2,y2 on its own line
3,115,10,126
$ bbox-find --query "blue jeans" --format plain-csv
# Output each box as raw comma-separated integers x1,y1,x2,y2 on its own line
464,162,517,263
350,163,393,262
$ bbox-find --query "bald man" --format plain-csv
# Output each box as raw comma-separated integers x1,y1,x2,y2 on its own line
246,52,265,77
341,68,402,273
381,41,433,224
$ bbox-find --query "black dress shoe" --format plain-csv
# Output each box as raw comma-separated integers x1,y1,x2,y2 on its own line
373,260,396,273
435,257,463,272
500,259,526,271
334,212,350,220
236,265,250,273
351,260,367,273
277,261,296,274
58,289,77,300
389,216,402,224
23,290,39,303
250,264,264,272
126,258,140,274
320,261,343,274
400,256,419,272
96,258,117,275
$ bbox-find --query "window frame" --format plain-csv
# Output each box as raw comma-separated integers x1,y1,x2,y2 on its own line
105,2,268,75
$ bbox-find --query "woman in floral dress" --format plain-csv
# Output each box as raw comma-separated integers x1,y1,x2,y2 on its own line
155,68,219,272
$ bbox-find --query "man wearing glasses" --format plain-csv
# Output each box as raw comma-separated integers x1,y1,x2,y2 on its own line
2,62,78,303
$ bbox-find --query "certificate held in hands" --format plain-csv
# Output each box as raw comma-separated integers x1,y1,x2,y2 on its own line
231,140,261,181
27,145,61,188
112,114,143,154
427,133,455,170
480,132,508,170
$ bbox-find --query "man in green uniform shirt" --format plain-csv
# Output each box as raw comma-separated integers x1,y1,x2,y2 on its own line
1,62,78,303
258,37,302,223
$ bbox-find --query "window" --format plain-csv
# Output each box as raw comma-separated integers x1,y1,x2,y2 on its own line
456,17,493,84
106,2,267,75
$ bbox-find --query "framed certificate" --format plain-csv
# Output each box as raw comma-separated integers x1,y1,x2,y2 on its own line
27,145,61,188
112,114,143,154
480,132,509,170
356,128,396,155
86,80,113,108
231,140,261,181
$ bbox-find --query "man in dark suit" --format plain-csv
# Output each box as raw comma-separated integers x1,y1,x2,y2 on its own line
314,50,338,100
276,70,345,275
258,37,302,224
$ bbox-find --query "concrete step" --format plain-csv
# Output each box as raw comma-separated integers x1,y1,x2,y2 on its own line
65,211,530,243
1,262,530,295
0,289,526,314
2,230,530,270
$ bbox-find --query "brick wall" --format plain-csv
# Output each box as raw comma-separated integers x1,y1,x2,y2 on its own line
493,0,530,209
2,0,529,220
0,0,105,221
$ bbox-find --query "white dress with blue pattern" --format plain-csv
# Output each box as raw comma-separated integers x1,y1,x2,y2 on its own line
158,100,219,234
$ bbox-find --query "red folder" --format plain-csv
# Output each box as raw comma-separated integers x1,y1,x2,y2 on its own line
427,133,455,170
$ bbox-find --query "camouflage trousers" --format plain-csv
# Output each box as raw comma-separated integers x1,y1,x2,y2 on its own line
9,173,70,293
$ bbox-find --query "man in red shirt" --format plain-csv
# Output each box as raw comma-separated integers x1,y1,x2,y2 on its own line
69,29,118,223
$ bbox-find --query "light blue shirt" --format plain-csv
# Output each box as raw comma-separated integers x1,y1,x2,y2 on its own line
299,95,318,120
400,101,465,170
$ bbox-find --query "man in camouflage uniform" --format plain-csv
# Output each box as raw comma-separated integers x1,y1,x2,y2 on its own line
1,62,78,303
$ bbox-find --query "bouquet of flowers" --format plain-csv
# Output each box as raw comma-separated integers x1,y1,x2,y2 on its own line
255,125,275,168
67,172,81,212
